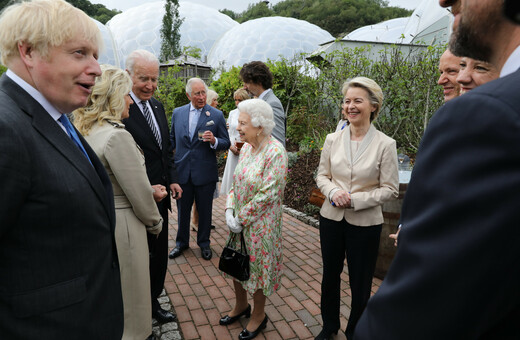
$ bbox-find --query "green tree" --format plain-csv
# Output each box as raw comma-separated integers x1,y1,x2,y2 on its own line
160,0,184,62
156,64,189,123
224,0,412,37
182,46,202,59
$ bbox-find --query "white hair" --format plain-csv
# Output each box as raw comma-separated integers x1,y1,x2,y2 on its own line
238,99,275,136
126,49,159,74
186,77,208,96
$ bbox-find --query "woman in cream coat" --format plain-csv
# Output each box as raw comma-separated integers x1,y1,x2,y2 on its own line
74,66,165,340
315,77,399,340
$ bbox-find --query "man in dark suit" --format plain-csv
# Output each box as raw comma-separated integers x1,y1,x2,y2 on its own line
0,0,123,338
168,78,230,261
123,50,182,328
355,0,520,339
240,61,286,146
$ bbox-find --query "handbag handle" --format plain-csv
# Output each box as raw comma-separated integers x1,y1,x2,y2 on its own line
228,232,248,256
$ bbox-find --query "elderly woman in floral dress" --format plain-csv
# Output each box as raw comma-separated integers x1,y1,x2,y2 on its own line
219,99,288,340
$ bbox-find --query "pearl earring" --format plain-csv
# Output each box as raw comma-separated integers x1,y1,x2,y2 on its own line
257,132,260,137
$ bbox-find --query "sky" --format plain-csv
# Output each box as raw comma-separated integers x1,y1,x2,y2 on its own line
92,0,418,13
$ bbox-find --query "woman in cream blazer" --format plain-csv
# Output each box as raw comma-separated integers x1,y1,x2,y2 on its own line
315,77,399,340
74,66,165,340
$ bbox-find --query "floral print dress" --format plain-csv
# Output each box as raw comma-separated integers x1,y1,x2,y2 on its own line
225,136,288,296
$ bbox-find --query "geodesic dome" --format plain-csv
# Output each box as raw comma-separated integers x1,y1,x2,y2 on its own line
345,17,409,44
207,16,333,70
342,0,452,45
93,19,121,67
106,1,238,67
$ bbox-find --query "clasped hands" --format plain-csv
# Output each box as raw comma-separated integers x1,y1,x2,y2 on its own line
151,183,183,202
225,209,243,233
331,190,352,208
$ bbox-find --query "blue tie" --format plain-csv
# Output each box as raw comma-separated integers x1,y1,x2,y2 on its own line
189,108,201,138
58,114,92,165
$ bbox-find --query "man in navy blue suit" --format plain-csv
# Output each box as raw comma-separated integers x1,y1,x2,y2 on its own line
169,78,230,260
354,1,520,339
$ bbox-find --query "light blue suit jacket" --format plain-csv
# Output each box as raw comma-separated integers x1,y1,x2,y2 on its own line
170,103,230,186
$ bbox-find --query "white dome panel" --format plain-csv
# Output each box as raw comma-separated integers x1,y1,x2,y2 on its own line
208,16,333,69
106,1,238,66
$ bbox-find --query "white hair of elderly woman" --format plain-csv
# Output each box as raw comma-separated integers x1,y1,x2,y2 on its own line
238,98,275,136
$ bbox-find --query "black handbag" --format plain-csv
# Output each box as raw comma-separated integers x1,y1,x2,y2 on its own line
219,232,250,281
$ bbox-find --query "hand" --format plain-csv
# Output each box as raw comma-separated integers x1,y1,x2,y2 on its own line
226,209,242,233
201,130,216,145
389,228,400,247
152,184,167,202
170,183,183,200
230,143,240,156
331,190,351,208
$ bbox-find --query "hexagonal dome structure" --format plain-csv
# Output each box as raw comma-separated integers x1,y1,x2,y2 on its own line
106,1,238,67
93,19,121,67
207,16,334,70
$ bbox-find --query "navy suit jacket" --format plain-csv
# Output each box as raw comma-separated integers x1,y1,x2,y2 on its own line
123,97,178,211
0,74,123,339
170,103,230,186
354,69,520,339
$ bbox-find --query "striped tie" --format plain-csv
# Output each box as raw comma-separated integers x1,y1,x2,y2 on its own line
141,100,162,149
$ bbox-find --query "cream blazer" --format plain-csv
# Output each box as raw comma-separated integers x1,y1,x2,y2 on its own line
316,124,399,226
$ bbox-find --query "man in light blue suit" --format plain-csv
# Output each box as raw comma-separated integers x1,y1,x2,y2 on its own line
169,78,230,260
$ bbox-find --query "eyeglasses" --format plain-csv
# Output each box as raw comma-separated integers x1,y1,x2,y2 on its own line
193,91,206,97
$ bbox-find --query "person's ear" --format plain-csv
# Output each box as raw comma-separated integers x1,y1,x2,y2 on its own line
18,42,36,67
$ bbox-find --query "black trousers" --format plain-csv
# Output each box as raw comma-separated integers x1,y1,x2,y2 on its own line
148,200,169,311
319,216,381,340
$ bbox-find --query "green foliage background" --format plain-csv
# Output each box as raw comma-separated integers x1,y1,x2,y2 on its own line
220,0,412,37
199,44,445,154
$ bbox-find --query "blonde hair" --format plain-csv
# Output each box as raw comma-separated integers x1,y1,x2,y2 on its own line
342,77,384,122
234,88,249,101
0,0,102,66
206,89,219,105
73,65,133,135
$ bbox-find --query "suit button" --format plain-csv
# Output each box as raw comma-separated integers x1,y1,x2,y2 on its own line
112,261,117,268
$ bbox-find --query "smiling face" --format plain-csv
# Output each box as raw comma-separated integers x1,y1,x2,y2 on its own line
437,50,462,102
456,57,499,94
26,37,101,113
236,111,262,144
129,59,158,101
342,87,375,127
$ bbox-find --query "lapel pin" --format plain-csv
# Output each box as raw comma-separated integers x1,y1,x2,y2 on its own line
205,111,210,117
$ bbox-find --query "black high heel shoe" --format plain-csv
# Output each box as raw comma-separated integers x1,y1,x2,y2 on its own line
219,304,251,325
314,328,338,340
238,315,268,340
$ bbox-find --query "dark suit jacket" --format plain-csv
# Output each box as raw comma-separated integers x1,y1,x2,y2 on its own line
354,70,520,339
0,75,123,339
123,97,178,210
170,103,230,186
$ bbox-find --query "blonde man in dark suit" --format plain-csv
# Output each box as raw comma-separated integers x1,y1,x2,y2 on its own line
0,0,123,338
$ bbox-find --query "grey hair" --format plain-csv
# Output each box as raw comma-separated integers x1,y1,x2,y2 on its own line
126,49,159,74
186,77,208,96
237,99,275,136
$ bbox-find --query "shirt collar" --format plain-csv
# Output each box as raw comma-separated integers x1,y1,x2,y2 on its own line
500,45,520,77
190,103,203,112
6,69,63,122
258,88,271,100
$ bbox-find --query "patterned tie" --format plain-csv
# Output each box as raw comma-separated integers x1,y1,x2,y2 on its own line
58,114,92,165
141,100,162,149
189,108,201,138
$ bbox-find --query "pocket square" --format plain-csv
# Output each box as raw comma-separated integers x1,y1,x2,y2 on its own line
206,120,215,126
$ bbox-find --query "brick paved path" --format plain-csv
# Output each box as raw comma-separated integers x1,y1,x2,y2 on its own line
163,190,382,340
